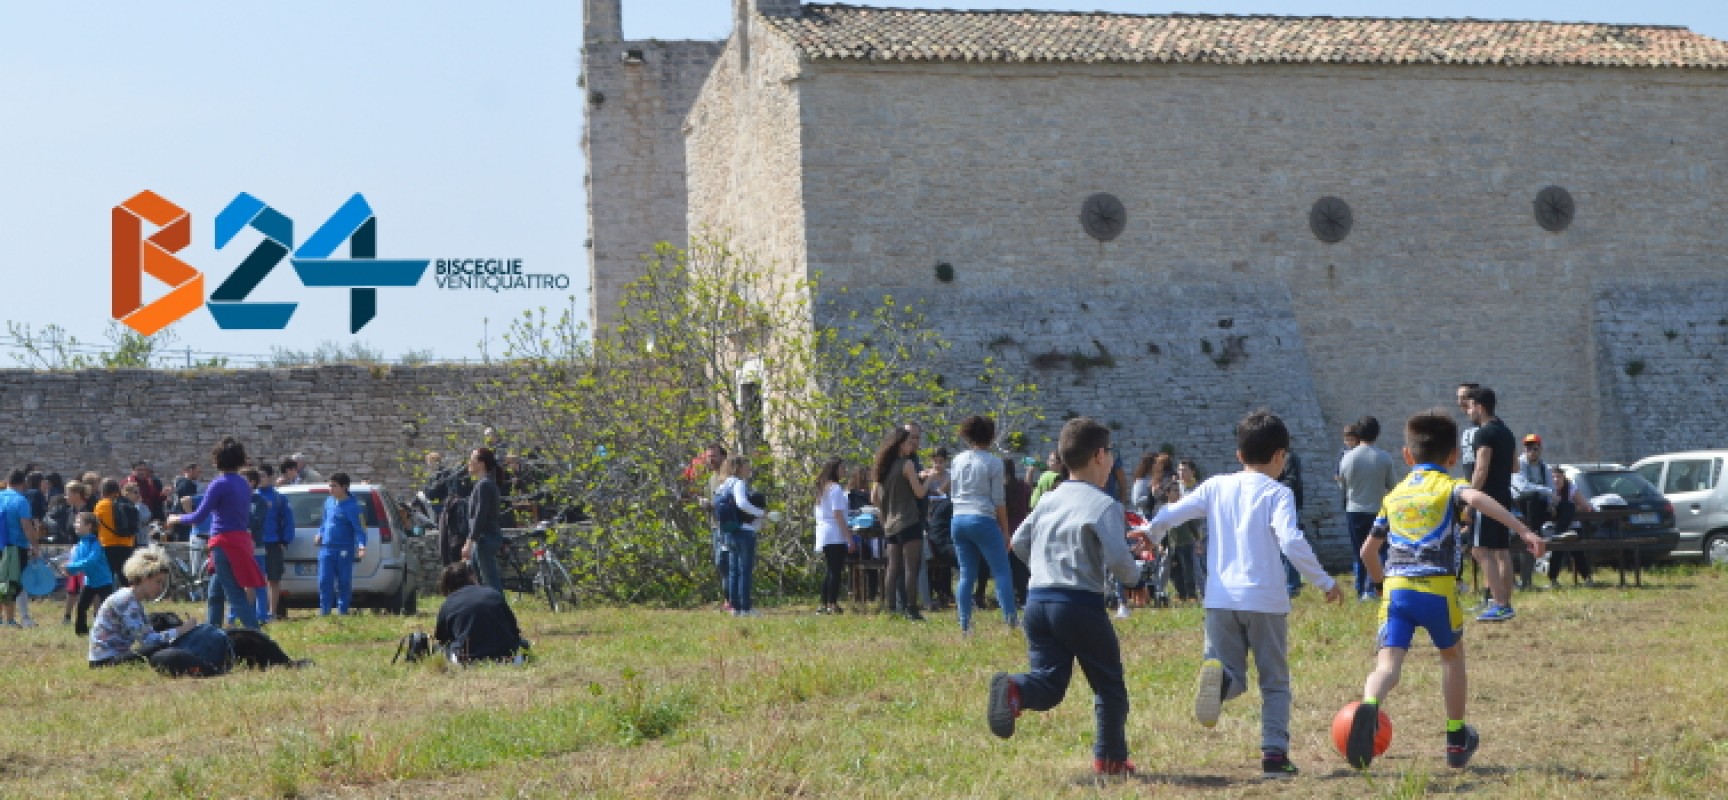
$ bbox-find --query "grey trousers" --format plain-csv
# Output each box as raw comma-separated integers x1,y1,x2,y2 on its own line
1202,608,1292,753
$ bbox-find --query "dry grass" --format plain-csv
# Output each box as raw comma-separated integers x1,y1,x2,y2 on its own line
3,565,1727,799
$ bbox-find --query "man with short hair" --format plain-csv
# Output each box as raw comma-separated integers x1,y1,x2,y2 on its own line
1466,387,1520,621
170,463,201,540
1454,384,1480,479
291,453,323,484
1341,416,1401,601
0,470,43,626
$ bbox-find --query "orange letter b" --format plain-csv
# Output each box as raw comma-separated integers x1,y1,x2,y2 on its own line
112,190,203,336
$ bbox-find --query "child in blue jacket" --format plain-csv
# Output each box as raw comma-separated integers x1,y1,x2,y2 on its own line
65,512,116,635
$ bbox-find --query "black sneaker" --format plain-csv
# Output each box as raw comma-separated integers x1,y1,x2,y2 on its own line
987,673,1021,739
1345,703,1380,768
1446,725,1480,769
1261,751,1299,778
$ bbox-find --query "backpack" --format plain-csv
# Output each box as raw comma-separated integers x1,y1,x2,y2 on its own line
114,501,142,543
393,631,432,664
713,480,742,534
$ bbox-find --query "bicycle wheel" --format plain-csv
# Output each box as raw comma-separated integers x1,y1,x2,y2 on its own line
537,565,562,613
146,564,177,603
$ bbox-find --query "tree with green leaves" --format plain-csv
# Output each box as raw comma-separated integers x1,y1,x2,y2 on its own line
437,236,1041,605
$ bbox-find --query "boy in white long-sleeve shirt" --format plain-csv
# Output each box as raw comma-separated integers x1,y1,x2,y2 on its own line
1146,410,1343,778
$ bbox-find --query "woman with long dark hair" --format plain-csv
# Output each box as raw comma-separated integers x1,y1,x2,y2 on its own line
461,447,506,592
872,428,928,621
813,458,851,614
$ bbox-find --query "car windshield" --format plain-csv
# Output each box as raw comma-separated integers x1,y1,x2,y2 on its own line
287,491,381,528
1575,471,1663,501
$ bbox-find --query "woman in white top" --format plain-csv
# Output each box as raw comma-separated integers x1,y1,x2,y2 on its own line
813,458,852,614
719,457,767,617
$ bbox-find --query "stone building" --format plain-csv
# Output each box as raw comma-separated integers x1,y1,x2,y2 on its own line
584,1,1728,556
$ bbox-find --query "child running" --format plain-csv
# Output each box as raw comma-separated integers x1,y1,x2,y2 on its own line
986,417,1144,777
1345,410,1543,769
64,512,116,636
1146,410,1342,778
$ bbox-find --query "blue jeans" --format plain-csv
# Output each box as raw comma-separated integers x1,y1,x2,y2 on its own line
318,547,356,615
470,534,503,592
253,555,272,621
1347,511,1383,596
712,527,730,600
952,514,1016,631
725,528,758,612
1015,594,1129,761
206,548,259,630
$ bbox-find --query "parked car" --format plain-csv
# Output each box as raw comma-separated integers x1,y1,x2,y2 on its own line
1558,464,1679,562
1630,451,1728,565
277,483,423,614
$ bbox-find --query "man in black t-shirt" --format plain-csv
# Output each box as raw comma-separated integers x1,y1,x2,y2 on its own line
1466,386,1520,622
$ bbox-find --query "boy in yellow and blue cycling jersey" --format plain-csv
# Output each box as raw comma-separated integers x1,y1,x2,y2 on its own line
1346,410,1543,771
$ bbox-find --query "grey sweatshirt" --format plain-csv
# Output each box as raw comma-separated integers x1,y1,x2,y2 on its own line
948,449,1005,518
1010,481,1140,596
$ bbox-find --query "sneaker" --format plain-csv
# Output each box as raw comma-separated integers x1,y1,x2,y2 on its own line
987,672,1022,738
1476,605,1515,622
1446,725,1481,769
904,609,926,622
817,606,832,615
18,619,35,629
1114,606,1130,620
60,616,70,626
1261,751,1300,778
1345,702,1381,768
1092,758,1137,777
1194,659,1226,728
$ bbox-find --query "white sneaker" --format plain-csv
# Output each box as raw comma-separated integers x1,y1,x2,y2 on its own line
1115,606,1131,620
17,618,36,629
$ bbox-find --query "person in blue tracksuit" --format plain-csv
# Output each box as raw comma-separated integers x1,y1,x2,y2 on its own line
314,472,366,615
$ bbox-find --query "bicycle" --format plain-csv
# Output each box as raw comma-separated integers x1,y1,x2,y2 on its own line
145,524,207,603
499,527,577,612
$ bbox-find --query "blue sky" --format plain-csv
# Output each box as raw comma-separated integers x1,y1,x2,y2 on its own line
2,1,1722,364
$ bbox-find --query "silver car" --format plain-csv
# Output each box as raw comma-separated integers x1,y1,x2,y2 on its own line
276,483,423,614
1631,451,1728,565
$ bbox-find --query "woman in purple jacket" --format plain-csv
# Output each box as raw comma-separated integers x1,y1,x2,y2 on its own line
168,438,265,630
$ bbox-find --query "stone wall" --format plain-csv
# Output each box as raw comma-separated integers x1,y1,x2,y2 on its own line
581,0,723,332
683,5,808,288
1594,282,1728,463
821,284,1355,569
789,61,1728,466
0,366,521,493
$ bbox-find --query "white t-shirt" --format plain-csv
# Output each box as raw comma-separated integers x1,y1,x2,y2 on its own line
814,483,849,547
1148,470,1336,614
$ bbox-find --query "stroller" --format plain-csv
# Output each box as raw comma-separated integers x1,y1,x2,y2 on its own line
1124,511,1172,609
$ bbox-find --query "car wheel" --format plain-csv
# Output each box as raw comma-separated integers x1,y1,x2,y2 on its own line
1706,533,1728,567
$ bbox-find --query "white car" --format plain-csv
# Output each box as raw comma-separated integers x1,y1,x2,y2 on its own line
1631,451,1728,565
275,482,423,614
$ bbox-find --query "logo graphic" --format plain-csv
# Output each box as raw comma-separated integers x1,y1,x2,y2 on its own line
111,191,204,336
112,192,430,334
290,193,429,333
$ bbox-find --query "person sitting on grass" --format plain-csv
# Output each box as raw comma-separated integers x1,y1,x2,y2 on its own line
1346,410,1543,770
434,562,527,664
987,416,1145,777
87,547,198,667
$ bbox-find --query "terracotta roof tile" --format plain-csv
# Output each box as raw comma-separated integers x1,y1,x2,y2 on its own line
762,4,1728,69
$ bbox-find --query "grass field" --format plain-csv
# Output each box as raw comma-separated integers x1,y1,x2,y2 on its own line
2,565,1726,799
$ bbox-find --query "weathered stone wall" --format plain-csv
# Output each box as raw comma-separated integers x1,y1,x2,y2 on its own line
582,0,723,332
822,284,1355,568
789,61,1728,465
683,5,808,287
1594,282,1728,463
0,366,521,494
